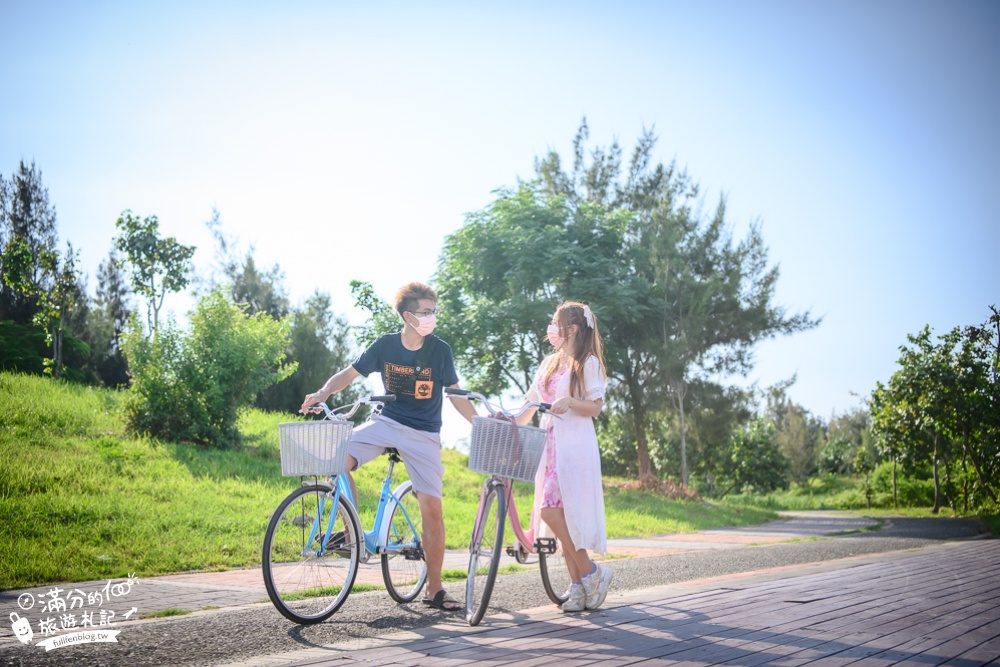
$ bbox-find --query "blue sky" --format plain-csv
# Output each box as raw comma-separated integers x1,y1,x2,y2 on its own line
2,1,998,438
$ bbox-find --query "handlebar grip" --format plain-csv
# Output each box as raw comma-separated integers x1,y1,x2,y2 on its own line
539,402,552,412
369,394,396,403
444,387,470,396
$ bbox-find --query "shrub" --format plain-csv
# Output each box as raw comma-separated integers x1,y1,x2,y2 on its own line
122,289,295,447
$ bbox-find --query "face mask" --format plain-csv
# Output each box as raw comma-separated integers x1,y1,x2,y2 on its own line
546,323,564,348
409,313,437,336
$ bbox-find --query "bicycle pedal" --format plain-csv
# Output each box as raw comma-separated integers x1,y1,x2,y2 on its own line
534,537,557,555
505,546,518,557
401,547,424,561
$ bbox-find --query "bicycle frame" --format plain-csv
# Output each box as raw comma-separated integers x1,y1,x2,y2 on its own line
470,475,544,557
311,452,422,564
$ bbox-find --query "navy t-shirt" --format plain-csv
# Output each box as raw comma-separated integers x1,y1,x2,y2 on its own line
351,333,459,433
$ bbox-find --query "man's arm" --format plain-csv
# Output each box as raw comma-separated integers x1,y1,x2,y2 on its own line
301,365,362,413
447,383,479,424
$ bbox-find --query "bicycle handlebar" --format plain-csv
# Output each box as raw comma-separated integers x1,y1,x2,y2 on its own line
444,387,551,418
306,394,396,421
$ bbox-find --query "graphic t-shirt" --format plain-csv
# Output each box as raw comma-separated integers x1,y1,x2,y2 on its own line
351,333,459,433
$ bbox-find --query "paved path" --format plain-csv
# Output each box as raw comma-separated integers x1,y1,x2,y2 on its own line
0,511,883,621
2,512,996,666
219,539,1000,667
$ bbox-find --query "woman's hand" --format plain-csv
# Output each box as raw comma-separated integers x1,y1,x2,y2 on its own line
550,396,574,415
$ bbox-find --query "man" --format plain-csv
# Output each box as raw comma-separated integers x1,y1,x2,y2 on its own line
301,282,476,612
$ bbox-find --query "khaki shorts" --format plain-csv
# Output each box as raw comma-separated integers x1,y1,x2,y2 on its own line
348,413,444,498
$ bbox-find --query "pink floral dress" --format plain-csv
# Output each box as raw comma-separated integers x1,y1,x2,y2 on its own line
538,370,566,509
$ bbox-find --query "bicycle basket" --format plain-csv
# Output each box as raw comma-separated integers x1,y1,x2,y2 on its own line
278,420,354,477
468,416,547,482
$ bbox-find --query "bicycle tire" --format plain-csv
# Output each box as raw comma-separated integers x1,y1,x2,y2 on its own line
465,482,505,626
381,482,428,603
262,483,362,624
539,544,573,606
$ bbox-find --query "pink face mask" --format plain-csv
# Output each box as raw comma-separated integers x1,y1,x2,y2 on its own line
546,323,564,348
409,313,437,337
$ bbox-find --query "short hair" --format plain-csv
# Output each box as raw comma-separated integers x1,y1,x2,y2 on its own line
394,282,438,316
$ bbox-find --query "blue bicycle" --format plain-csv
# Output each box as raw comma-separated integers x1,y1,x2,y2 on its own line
262,394,427,624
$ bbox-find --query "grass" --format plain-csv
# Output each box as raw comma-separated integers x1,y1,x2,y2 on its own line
0,371,802,589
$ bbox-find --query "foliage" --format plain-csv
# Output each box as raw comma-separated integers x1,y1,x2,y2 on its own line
350,279,402,347
437,119,816,486
258,290,363,414
197,208,289,319
870,308,1000,512
114,210,196,333
121,289,296,447
0,160,59,324
717,416,790,497
84,245,132,387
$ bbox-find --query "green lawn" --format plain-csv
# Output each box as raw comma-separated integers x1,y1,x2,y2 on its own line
1,372,779,588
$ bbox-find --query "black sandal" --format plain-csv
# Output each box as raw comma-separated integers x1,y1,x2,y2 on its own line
422,590,462,612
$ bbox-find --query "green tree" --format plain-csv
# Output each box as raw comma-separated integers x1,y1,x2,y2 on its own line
718,416,789,497
31,242,86,379
121,289,296,447
0,160,59,324
114,210,196,333
258,290,362,414
86,245,132,387
199,208,290,319
439,120,817,486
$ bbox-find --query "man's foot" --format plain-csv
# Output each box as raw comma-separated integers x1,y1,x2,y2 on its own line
561,582,586,612
582,563,613,610
422,589,462,612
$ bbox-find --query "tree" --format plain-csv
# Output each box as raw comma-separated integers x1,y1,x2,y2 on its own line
87,245,132,387
31,242,85,379
114,210,196,333
718,416,790,497
257,290,362,414
439,120,817,486
0,160,59,324
870,312,999,512
198,208,289,319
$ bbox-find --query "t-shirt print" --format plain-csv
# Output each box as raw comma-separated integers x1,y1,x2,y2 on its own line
383,362,433,399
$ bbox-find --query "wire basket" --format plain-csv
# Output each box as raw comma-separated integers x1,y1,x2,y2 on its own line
278,420,354,477
468,416,547,482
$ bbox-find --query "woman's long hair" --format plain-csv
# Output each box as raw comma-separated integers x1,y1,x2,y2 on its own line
541,301,607,399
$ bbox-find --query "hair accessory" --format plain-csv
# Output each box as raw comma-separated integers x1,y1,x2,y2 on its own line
582,305,595,329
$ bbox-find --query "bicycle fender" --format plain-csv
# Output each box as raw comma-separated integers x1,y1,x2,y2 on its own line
377,479,415,546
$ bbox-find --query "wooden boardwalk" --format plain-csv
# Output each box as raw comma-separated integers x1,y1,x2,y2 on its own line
234,539,1000,667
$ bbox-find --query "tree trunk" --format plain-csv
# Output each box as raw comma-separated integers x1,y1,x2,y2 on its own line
627,377,655,484
931,431,941,514
669,377,689,486
892,459,898,508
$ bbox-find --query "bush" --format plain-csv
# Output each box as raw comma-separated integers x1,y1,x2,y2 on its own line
870,461,935,506
122,289,295,448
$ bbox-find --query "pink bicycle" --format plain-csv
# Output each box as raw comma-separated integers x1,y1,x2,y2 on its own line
445,388,573,626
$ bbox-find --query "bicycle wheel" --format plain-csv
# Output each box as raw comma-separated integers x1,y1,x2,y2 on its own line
262,484,362,624
539,541,573,606
465,482,505,626
381,482,428,603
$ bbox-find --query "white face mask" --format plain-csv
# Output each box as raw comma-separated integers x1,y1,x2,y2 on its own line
408,313,437,337
546,323,564,348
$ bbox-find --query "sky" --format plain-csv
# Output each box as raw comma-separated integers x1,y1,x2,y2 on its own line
2,0,998,446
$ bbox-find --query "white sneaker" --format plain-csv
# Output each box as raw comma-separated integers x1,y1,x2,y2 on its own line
561,583,586,612
582,564,613,610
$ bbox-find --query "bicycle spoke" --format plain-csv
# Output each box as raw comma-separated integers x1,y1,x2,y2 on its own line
466,483,505,626
381,482,427,603
262,485,362,624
